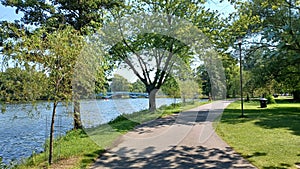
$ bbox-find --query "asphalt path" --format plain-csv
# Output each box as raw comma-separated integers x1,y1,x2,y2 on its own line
90,100,257,169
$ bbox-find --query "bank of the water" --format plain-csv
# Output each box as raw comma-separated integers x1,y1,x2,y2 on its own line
14,101,208,169
0,98,184,164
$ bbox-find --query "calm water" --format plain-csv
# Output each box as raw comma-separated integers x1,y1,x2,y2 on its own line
0,98,184,164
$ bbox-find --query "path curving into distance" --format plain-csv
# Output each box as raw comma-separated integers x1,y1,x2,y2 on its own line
90,100,257,169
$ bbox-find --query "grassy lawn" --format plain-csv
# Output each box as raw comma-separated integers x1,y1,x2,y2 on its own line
216,100,300,169
15,100,208,169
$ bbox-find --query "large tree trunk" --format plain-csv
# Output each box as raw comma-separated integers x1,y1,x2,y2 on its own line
49,101,58,165
73,100,82,130
148,89,158,112
293,90,300,100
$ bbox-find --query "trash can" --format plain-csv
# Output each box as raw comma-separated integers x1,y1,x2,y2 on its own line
259,98,267,108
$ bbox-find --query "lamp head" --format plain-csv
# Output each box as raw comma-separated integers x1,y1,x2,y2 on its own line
237,37,243,45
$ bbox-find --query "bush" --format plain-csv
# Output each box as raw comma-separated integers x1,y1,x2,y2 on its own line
266,95,276,104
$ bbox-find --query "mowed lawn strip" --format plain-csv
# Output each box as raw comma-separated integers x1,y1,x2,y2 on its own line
216,100,300,169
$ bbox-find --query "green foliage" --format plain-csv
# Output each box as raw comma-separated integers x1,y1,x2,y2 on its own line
15,26,86,164
0,67,48,102
161,76,180,98
1,0,125,33
266,95,276,104
106,0,229,108
107,21,192,110
232,0,300,99
110,74,131,92
17,26,84,102
130,79,146,93
196,65,211,97
0,0,118,138
94,67,108,94
179,79,199,102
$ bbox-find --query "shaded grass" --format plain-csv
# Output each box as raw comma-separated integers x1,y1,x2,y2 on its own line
216,100,300,169
16,100,208,169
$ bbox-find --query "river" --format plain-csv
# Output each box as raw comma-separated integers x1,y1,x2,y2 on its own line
0,98,186,164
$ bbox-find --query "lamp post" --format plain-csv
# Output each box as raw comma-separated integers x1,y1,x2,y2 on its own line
238,37,245,118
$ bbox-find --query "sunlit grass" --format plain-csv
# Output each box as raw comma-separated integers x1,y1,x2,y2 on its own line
216,100,300,169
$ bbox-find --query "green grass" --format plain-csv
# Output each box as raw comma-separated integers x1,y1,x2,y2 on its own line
16,100,208,169
216,100,300,169
16,129,103,169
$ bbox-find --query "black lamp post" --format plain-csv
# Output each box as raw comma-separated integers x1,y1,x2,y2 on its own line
0,35,3,47
238,37,245,118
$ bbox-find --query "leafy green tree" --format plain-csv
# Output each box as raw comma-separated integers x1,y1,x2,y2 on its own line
130,79,146,93
161,76,180,98
232,0,300,100
107,0,228,110
94,67,109,94
110,74,131,92
1,0,124,130
178,79,199,103
0,67,48,102
196,65,211,97
14,26,85,164
1,0,124,33
109,32,190,111
0,21,27,69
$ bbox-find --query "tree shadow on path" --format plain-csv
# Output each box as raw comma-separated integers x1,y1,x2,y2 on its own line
91,145,256,169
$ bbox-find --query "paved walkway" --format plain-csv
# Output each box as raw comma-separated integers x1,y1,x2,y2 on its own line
90,100,257,169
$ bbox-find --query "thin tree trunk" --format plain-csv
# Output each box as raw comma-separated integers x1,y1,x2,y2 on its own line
49,101,58,165
233,90,236,98
73,99,82,130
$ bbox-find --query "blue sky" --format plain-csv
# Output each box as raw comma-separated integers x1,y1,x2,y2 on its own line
0,5,23,21
0,0,235,22
205,0,236,17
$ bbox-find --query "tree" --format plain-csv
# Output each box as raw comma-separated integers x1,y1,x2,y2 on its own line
196,65,211,97
104,0,228,110
161,76,180,98
130,79,146,93
1,0,124,130
1,0,124,33
179,79,199,103
15,26,85,164
0,67,48,102
110,74,131,92
231,0,300,100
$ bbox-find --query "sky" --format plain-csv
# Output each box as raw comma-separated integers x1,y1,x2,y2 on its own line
205,0,236,17
0,5,23,21
0,0,235,22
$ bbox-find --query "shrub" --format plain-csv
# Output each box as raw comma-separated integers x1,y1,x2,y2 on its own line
266,95,276,104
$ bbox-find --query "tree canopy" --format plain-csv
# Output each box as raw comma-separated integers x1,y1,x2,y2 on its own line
1,0,124,33
231,0,300,99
